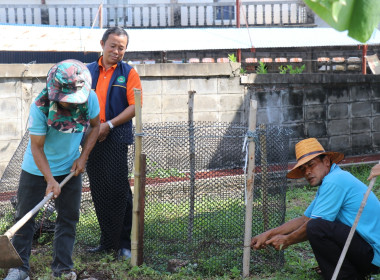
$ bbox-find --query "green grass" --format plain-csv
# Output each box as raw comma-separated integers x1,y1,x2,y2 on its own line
75,206,100,246
0,164,379,279
0,210,15,232
143,198,247,274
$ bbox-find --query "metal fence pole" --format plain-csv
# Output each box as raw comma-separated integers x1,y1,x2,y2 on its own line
259,123,269,231
131,88,142,267
188,90,196,243
362,44,368,75
243,100,257,278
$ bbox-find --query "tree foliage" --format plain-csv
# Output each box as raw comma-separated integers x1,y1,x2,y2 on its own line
303,0,380,43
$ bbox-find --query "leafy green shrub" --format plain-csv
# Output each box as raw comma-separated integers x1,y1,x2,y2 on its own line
279,65,287,74
278,64,305,74
228,53,237,62
228,53,247,74
256,62,268,74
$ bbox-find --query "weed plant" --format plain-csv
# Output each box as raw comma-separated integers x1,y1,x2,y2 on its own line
279,65,305,74
256,62,268,74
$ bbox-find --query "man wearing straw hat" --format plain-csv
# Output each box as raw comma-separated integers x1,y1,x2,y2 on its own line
251,138,380,280
4,59,100,280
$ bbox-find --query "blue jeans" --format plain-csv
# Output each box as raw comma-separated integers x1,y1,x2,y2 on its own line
12,170,82,275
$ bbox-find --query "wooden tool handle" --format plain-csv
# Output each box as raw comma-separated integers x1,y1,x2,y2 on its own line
5,172,75,239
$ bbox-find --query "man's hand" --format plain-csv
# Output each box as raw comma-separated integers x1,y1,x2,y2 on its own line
98,122,111,142
45,178,60,198
251,216,310,251
368,163,380,180
71,157,87,176
265,234,290,251
251,231,271,250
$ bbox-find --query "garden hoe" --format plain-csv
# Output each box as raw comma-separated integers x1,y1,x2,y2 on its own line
0,172,74,268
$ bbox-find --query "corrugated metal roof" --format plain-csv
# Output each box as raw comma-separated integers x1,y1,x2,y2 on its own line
1,24,379,53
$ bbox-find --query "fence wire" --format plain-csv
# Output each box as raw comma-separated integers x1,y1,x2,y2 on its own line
0,121,290,276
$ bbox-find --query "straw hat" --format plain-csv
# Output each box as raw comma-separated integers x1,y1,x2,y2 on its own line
287,138,344,179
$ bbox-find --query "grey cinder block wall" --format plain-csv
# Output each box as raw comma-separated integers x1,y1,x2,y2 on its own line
242,74,380,160
0,62,245,176
1,63,380,177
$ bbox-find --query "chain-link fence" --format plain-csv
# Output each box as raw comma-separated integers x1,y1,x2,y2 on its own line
141,122,290,274
0,121,290,275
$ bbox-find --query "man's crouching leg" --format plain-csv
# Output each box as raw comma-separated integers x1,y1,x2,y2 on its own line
306,218,375,280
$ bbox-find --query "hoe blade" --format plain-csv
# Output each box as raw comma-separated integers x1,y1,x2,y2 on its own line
0,235,23,268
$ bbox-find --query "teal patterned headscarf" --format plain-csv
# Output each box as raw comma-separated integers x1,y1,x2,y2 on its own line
35,88,89,133
33,59,91,133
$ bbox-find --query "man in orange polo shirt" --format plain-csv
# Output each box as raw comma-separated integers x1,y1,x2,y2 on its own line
86,27,142,259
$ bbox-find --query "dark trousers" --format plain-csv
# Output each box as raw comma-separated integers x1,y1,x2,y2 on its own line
307,218,379,280
12,170,81,274
87,139,132,251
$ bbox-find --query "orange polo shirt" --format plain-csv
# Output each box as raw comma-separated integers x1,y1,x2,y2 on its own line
96,59,142,123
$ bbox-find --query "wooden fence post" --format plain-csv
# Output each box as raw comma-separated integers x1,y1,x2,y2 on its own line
243,100,257,278
131,88,142,267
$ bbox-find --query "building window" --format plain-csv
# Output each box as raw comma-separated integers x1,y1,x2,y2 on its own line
216,5,235,20
107,0,130,26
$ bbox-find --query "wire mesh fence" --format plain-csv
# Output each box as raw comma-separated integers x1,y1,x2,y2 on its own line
0,130,135,249
0,121,290,276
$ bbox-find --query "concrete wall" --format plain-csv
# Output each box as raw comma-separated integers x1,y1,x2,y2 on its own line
0,64,49,178
0,62,244,177
1,63,380,177
242,74,380,159
138,62,244,123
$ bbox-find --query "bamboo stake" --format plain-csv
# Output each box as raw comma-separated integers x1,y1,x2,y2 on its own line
99,2,103,28
137,154,146,266
243,100,257,278
259,124,269,231
131,88,142,267
187,90,196,243
91,2,102,29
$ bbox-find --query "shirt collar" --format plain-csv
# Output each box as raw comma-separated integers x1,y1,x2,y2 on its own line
319,163,338,188
330,163,337,173
97,56,118,71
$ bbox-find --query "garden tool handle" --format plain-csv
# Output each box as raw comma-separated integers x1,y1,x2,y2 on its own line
4,172,75,239
331,170,378,280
